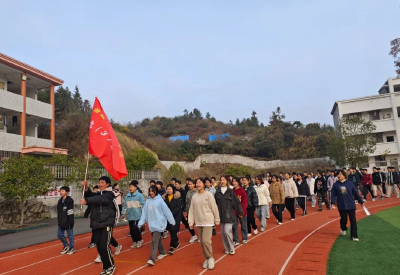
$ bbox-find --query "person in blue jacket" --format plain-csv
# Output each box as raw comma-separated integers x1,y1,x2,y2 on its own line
138,185,175,266
121,181,145,249
331,170,364,242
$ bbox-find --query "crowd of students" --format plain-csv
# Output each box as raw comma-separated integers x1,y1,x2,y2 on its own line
54,167,400,275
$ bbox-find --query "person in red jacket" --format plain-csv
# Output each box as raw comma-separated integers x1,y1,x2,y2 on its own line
232,177,248,245
361,169,374,201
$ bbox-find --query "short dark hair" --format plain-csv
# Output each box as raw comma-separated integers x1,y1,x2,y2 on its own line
171,178,177,182
60,186,70,193
93,185,99,189
149,185,158,195
113,183,119,188
99,176,111,184
186,178,192,181
150,180,156,184
130,180,139,188
338,170,347,179
176,180,181,184
211,177,216,180
155,181,163,187
166,183,176,193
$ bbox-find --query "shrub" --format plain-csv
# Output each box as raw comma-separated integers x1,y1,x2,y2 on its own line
125,149,158,170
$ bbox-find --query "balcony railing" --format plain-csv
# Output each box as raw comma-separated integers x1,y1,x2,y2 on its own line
26,97,52,119
0,89,23,113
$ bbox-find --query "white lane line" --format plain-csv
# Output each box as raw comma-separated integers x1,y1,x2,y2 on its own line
0,226,128,260
278,201,400,275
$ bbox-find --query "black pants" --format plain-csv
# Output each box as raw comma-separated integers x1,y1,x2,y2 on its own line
90,229,95,244
182,213,195,236
93,227,114,269
285,198,295,219
339,209,358,238
247,207,257,232
317,192,330,210
382,182,387,195
169,229,179,248
297,197,307,214
118,205,122,214
110,236,118,248
129,220,142,242
363,185,374,199
271,204,284,223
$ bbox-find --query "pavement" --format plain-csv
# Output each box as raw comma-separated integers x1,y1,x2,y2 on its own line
0,217,128,253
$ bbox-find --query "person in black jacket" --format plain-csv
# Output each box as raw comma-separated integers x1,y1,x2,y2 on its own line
163,184,183,255
372,167,385,201
386,167,400,198
378,167,387,198
80,176,119,275
296,175,311,216
174,180,191,233
85,185,99,249
242,176,259,236
215,176,243,255
57,186,75,255
314,170,331,212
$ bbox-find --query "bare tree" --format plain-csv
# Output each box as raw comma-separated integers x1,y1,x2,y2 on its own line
389,38,400,76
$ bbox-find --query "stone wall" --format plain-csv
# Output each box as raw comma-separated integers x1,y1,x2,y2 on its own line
0,200,51,227
161,154,335,171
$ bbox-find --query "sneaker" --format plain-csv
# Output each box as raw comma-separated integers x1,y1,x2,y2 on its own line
174,242,180,249
189,235,198,244
353,238,360,242
88,243,96,249
243,240,248,244
318,209,323,212
169,247,174,255
105,266,116,275
136,240,143,248
127,233,131,237
355,201,358,204
212,228,216,236
253,229,258,235
381,197,384,200
203,259,208,269
278,222,282,225
147,259,155,266
397,195,399,199
60,246,70,255
157,254,167,260
233,241,240,246
94,254,102,263
198,239,201,243
208,257,215,269
100,270,107,275
163,231,168,239
247,233,252,238
363,199,367,202
230,250,235,255
340,230,346,236
260,227,265,232
225,251,229,254
141,231,145,235
115,245,122,255
295,207,298,210
372,198,377,202
311,205,315,208
131,242,137,249
66,248,76,255
291,218,295,221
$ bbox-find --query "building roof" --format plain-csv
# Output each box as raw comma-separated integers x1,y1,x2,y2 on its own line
330,93,392,115
0,53,64,86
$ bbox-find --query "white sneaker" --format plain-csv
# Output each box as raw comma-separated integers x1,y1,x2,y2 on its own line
230,250,235,255
291,219,295,221
260,227,265,232
115,245,122,255
189,235,198,244
136,240,143,248
94,254,102,263
147,259,155,266
243,240,248,244
208,257,215,269
353,238,359,242
131,242,137,249
247,233,251,238
253,229,258,235
278,222,282,225
233,242,240,246
202,259,208,269
163,231,168,239
340,230,346,236
157,254,167,260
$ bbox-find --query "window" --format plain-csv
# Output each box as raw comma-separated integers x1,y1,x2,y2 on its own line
397,107,400,118
348,113,362,119
375,133,383,143
387,136,395,142
0,82,4,90
375,155,387,167
383,113,391,119
369,110,380,121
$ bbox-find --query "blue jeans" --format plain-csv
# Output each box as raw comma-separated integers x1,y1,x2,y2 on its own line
58,227,74,248
256,205,267,229
233,216,248,243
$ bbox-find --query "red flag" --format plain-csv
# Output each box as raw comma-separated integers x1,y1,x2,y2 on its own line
89,97,127,181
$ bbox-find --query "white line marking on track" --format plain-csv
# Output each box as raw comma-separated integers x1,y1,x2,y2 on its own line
0,226,128,260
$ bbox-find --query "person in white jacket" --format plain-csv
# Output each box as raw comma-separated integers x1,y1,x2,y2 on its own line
254,175,272,231
306,173,316,207
282,172,299,221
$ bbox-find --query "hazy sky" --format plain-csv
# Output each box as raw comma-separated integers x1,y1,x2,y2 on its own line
2,1,399,126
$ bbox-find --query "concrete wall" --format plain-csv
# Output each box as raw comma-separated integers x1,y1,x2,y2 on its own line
161,154,335,171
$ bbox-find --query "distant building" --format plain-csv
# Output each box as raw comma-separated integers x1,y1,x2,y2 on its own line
0,53,67,161
209,134,229,142
169,135,189,142
331,77,400,171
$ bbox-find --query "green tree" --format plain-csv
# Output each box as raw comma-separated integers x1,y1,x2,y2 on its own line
0,156,54,226
125,149,158,170
193,108,203,119
225,165,254,177
165,163,186,182
389,38,400,76
328,117,377,167
235,118,240,126
206,112,211,119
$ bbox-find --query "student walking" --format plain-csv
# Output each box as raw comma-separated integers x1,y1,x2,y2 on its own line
283,172,299,220
80,177,119,275
372,167,385,201
306,173,316,207
331,170,364,242
215,176,243,255
138,185,175,266
57,186,75,255
174,180,191,233
386,167,400,198
232,177,248,245
113,183,123,214
314,171,331,212
162,184,183,254
85,185,99,249
185,179,199,243
269,175,285,224
242,176,259,236
188,178,220,270
296,175,311,216
254,176,271,231
121,181,145,249
361,169,374,201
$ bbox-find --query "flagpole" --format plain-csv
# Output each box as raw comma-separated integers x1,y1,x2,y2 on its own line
81,151,90,212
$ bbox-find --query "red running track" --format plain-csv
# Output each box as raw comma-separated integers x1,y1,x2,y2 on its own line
0,198,398,275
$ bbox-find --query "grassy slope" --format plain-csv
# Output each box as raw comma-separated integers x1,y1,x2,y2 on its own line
327,206,400,275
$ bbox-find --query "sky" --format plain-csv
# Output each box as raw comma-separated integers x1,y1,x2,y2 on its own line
2,1,400,126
